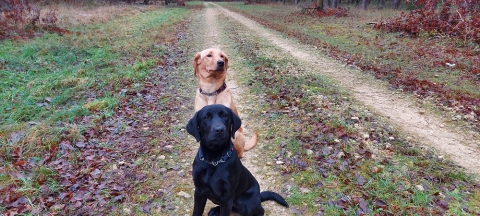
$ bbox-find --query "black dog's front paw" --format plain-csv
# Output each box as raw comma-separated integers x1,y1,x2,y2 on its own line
207,206,220,216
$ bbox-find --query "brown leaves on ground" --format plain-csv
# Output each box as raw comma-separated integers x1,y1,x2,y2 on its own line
0,29,190,215
231,30,480,213
316,7,349,18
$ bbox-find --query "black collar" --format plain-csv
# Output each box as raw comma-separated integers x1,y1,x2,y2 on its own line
197,145,235,166
199,82,227,96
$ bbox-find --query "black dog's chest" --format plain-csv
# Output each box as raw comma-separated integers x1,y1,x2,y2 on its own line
192,160,240,203
196,165,220,184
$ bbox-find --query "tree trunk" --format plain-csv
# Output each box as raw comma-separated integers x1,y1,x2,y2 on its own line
295,0,299,5
144,0,149,4
316,0,324,10
332,0,338,8
378,0,384,8
361,0,367,10
392,0,401,9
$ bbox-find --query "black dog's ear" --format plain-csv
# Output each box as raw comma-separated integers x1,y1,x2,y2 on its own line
186,113,201,142
230,110,242,139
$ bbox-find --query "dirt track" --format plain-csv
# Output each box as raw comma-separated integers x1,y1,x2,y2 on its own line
206,3,480,175
188,2,480,214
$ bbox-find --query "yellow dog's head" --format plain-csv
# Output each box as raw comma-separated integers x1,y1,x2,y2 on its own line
193,48,229,77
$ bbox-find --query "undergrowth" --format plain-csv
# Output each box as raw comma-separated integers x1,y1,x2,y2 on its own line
375,0,480,44
1,0,69,40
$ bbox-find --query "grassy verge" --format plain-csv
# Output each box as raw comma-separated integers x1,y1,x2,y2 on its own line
0,4,196,214
221,2,480,133
111,2,210,214
220,10,480,215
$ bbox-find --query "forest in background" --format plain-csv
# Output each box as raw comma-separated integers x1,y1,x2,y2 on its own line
2,0,480,42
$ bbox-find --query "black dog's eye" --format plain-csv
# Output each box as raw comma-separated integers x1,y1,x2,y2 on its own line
221,113,228,118
203,115,211,119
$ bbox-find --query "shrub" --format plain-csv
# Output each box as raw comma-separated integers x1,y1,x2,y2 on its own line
316,6,349,17
1,0,63,40
375,0,480,44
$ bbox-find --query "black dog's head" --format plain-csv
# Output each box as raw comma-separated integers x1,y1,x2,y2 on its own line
186,104,241,149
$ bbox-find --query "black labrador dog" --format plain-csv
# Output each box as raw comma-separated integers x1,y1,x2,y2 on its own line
186,104,289,216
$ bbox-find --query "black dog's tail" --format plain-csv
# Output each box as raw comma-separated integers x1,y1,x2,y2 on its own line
260,191,289,207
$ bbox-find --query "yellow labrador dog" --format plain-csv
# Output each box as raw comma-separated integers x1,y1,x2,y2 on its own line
193,48,257,157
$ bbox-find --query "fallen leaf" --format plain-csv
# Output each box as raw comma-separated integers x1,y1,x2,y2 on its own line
358,198,370,213
112,185,125,191
373,199,387,208
356,175,366,186
75,142,86,148
113,195,124,202
74,201,82,208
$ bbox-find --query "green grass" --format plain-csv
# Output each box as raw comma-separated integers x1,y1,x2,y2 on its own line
0,7,190,132
0,5,194,209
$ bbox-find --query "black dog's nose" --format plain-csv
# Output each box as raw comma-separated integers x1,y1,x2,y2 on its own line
213,125,225,133
217,60,224,67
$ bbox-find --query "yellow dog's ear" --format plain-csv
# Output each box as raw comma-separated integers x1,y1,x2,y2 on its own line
223,52,228,73
193,52,201,76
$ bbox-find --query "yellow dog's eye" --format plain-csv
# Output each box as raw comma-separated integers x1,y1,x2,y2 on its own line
207,54,212,57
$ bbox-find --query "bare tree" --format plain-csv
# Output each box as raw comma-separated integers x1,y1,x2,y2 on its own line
392,0,401,9
316,0,324,10
378,0,385,8
332,0,338,8
361,0,368,10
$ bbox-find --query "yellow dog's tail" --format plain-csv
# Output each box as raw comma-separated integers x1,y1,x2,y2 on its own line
244,133,258,151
